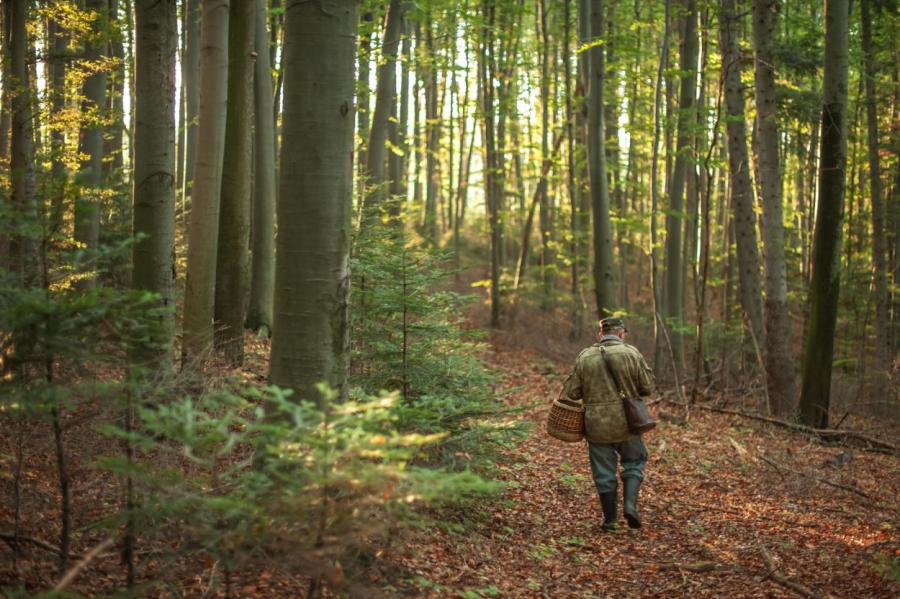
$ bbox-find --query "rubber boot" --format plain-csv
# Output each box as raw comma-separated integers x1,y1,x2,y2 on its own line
622,478,641,529
599,492,618,531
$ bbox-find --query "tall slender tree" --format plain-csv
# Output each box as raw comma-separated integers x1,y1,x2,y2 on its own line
586,0,614,317
799,0,849,428
269,0,357,406
663,0,698,370
73,0,109,288
214,0,254,365
132,0,177,364
752,0,795,415
246,0,276,336
860,0,890,369
182,0,229,362
9,0,40,286
364,0,403,215
182,0,201,202
719,0,766,353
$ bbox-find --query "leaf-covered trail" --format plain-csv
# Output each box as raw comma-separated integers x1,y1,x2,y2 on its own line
392,341,899,598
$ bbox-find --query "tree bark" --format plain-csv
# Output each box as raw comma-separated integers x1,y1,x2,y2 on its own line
587,0,614,317
246,0,276,337
132,0,177,366
269,0,356,406
799,0,849,429
183,0,201,201
214,0,255,365
47,16,68,234
752,0,795,415
663,0,697,372
860,0,890,368
107,0,125,175
0,1,10,165
182,0,229,362
9,0,40,287
364,0,403,216
538,0,554,307
650,0,671,371
719,0,766,354
73,0,109,288
423,19,440,245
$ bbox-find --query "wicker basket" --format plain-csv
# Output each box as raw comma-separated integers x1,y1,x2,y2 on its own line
546,393,585,443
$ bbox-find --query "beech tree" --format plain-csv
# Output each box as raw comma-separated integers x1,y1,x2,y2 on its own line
73,0,109,288
132,0,177,364
586,0,614,317
214,0,255,365
799,0,849,429
182,0,201,201
8,0,39,286
246,0,276,337
269,0,357,406
364,0,403,216
182,0,229,361
719,0,765,352
752,0,795,415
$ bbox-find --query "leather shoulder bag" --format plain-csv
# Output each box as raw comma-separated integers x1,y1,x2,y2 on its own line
599,346,657,435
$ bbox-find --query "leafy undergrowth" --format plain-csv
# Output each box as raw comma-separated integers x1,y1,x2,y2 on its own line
2,335,898,597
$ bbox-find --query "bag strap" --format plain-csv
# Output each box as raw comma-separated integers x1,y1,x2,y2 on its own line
598,346,627,400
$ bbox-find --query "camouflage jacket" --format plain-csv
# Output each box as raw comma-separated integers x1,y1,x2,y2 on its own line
563,338,655,444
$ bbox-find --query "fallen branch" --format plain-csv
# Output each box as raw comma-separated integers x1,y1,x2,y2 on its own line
758,455,871,499
637,560,718,573
0,532,82,560
760,548,818,599
52,536,116,593
681,500,821,530
693,404,898,454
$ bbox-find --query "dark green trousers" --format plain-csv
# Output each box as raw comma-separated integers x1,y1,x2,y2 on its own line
587,436,648,495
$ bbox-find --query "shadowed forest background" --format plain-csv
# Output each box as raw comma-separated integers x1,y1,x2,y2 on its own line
0,0,898,596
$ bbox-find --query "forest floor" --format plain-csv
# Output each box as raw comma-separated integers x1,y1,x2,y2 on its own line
387,327,900,598
2,304,899,597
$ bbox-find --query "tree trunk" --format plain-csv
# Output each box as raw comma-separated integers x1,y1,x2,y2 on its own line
861,0,890,368
650,0,671,372
183,0,201,201
182,0,229,362
480,0,501,328
719,0,766,353
799,0,849,429
269,0,356,406
9,0,40,286
0,1,10,165
214,0,255,365
73,0,109,288
752,0,795,415
663,0,697,372
423,19,440,245
246,0,276,337
132,0,177,366
538,0,554,307
47,16,68,234
356,11,373,208
587,0,614,317
364,0,403,216
107,0,125,175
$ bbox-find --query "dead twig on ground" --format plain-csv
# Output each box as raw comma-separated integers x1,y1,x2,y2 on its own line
0,532,83,560
758,455,871,499
691,404,898,454
52,536,116,593
760,547,819,599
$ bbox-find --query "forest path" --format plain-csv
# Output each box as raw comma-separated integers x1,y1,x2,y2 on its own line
392,339,899,598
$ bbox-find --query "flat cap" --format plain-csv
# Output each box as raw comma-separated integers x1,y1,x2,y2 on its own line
599,316,628,332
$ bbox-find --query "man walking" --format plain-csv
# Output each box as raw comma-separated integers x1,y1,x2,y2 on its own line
564,317,655,531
